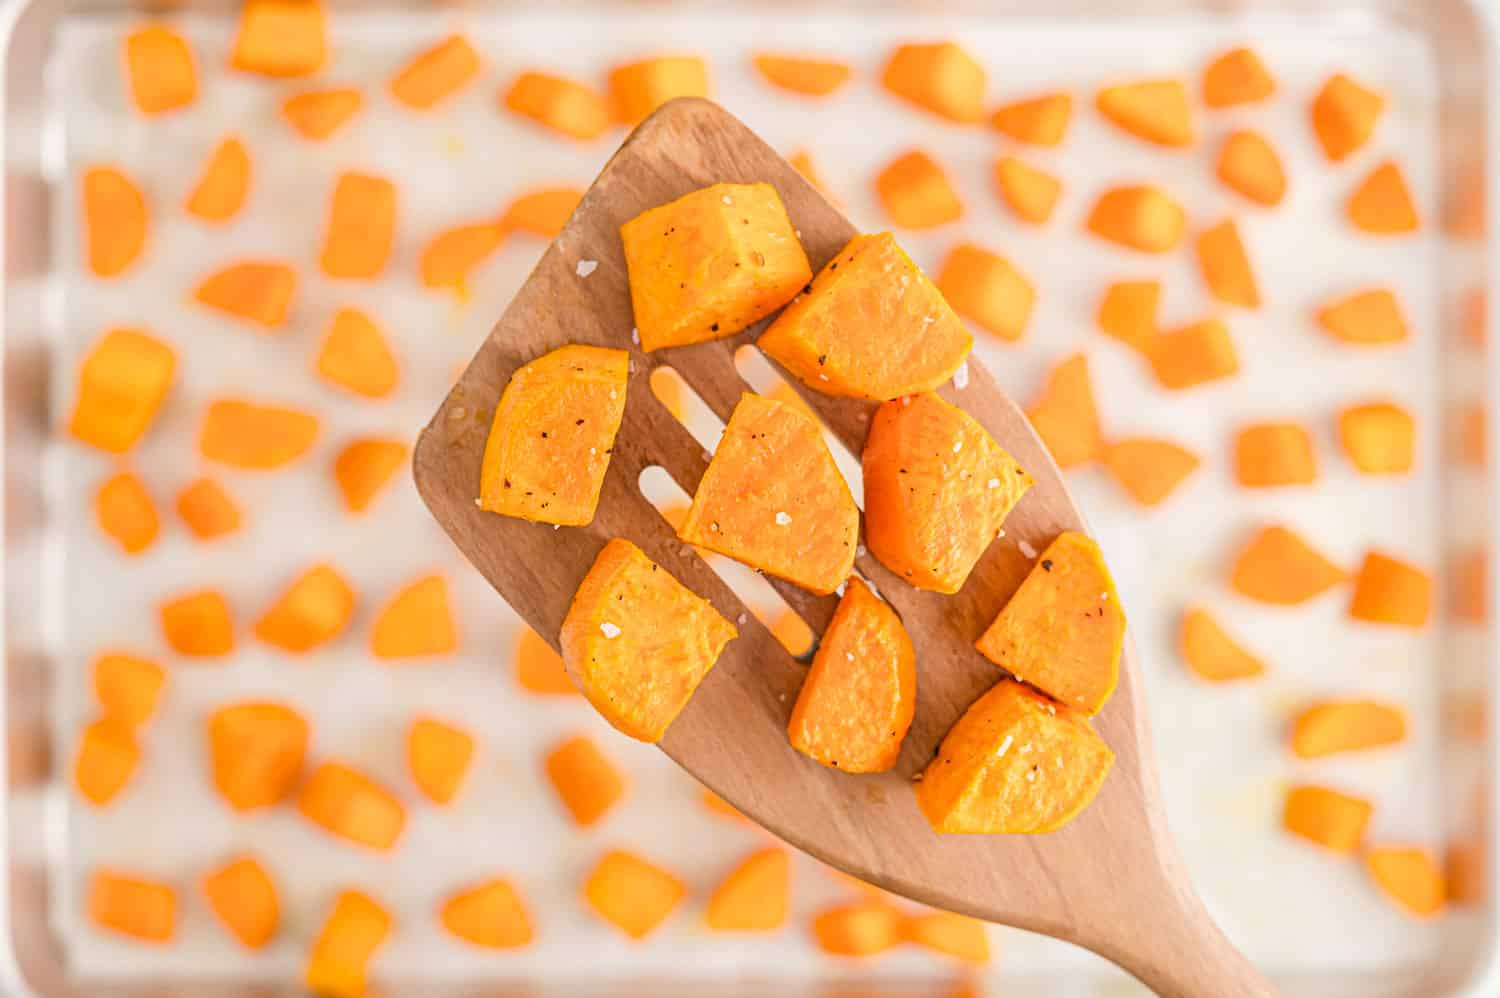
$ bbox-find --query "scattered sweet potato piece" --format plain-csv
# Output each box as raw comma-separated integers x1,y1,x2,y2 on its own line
314,308,398,399
208,701,308,811
976,532,1124,715
95,471,159,555
371,574,457,660
1233,422,1317,488
544,735,627,826
752,53,851,97
305,890,391,997
75,718,139,806
203,856,278,950
621,182,810,351
89,871,175,943
701,788,746,822
419,220,506,292
1086,185,1185,253
93,652,165,727
1027,354,1102,469
68,327,176,454
993,155,1061,226
608,55,710,124
514,625,576,696
1178,608,1266,682
478,345,628,525
561,538,737,741
681,393,859,594
255,563,355,653
1217,130,1286,208
788,578,916,773
299,762,405,851
990,91,1071,146
281,88,362,140
1096,79,1194,147
1230,525,1347,605
1311,73,1384,163
770,609,814,657
813,902,902,956
1102,438,1199,507
159,588,235,657
200,398,319,469
503,71,612,140
706,848,789,932
936,243,1034,341
874,150,963,229
1291,700,1407,759
1339,402,1415,474
1284,784,1371,854
1367,846,1446,919
185,137,250,223
864,391,1031,593
1196,219,1260,308
320,172,397,280
83,166,146,278
441,879,534,949
1146,319,1239,390
176,477,241,540
584,850,685,939
1350,551,1432,628
760,232,971,400
1202,47,1274,108
334,438,406,514
1317,287,1408,346
390,34,480,110
880,42,985,124
503,186,585,239
124,25,197,115
1096,280,1159,351
903,911,990,965
193,260,296,330
407,715,473,805
231,0,326,77
787,149,832,199
1348,160,1419,235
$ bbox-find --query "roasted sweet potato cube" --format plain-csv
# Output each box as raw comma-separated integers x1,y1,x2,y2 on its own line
334,438,407,513
1146,319,1239,390
281,88,362,140
254,563,355,653
936,243,1034,341
813,902,902,956
94,471,159,555
994,155,1061,226
874,150,963,229
1202,47,1274,108
503,70,611,140
193,260,297,330
371,574,457,659
1317,288,1408,346
90,870,176,943
1102,438,1200,508
504,187,585,239
1348,161,1419,235
1311,73,1384,163
203,856,279,950
299,762,405,851
390,34,480,110
407,715,474,805
583,850,685,939
1196,219,1260,308
1367,847,1446,919
903,910,991,964
159,588,234,657
608,56,709,124
514,626,577,696
177,477,242,540
1217,130,1286,208
208,701,308,811
990,92,1071,146
1096,79,1194,147
1233,421,1317,487
320,172,397,279
544,734,627,826
1339,402,1415,474
420,220,506,291
124,25,198,115
880,42,985,123
75,718,139,806
1179,609,1266,682
314,308,398,399
705,848,790,932
1027,353,1102,468
231,0,326,77
305,891,391,997
1230,525,1347,605
69,328,175,453
1284,784,1371,853
1291,700,1407,759
185,137,250,223
82,166,147,278
1350,551,1432,628
200,398,319,469
93,652,165,727
441,879,534,949
1095,281,1159,350
1087,185,1185,253
752,54,852,97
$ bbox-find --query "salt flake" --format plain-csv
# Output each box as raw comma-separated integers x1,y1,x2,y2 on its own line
631,327,640,344
987,478,1000,489
576,259,598,277
774,511,792,526
722,195,733,205
600,622,621,638
1019,540,1038,559
996,734,1014,758
953,361,969,389
952,440,963,454
737,613,748,625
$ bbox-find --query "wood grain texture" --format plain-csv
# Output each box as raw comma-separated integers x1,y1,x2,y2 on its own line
414,98,1274,998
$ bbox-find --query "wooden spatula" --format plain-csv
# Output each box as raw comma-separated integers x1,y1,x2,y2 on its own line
415,98,1275,998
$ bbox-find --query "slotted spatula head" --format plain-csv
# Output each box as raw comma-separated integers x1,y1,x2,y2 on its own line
414,98,1272,998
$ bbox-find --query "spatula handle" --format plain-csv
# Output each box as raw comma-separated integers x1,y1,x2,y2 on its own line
1104,880,1278,998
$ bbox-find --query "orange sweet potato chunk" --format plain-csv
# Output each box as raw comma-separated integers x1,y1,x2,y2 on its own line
200,399,319,470
1233,421,1317,488
1027,354,1102,469
90,870,176,943
561,538,737,742
299,762,405,851
788,578,916,773
1102,438,1200,507
159,588,234,657
390,34,481,110
1147,319,1239,390
1339,402,1415,474
208,701,308,811
420,220,506,291
1317,287,1408,346
83,166,146,278
753,54,852,97
281,88,362,140
442,879,534,949
1284,784,1371,854
1367,846,1446,919
314,308,398,399
1179,608,1266,682
1349,551,1432,628
371,574,457,660
937,243,1034,341
584,850,686,939
903,911,991,965
1230,525,1346,605
177,477,241,540
334,438,406,513
193,260,296,330
95,471,159,555
231,0,326,77
875,150,963,229
503,71,611,140
203,856,279,950
976,531,1124,715
1096,79,1194,147
864,392,1031,594
515,626,577,695
994,155,1061,226
478,345,627,526
320,172,397,280
681,393,858,594
1202,47,1274,108
124,25,197,115
305,890,391,997
68,328,176,454
1096,280,1159,351
93,652,165,728
621,182,810,351
760,232,971,400
255,563,355,653
991,92,1071,146
1311,73,1384,163
787,149,832,199
185,137,250,223
544,734,627,826
813,902,902,956
503,186,585,239
917,678,1114,834
608,55,710,124
1291,700,1407,759
1086,185,1185,253
1217,130,1286,208
408,715,473,805
75,718,139,806
706,848,789,932
1196,219,1260,309
1348,160,1419,235
701,788,746,822
880,42,985,124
